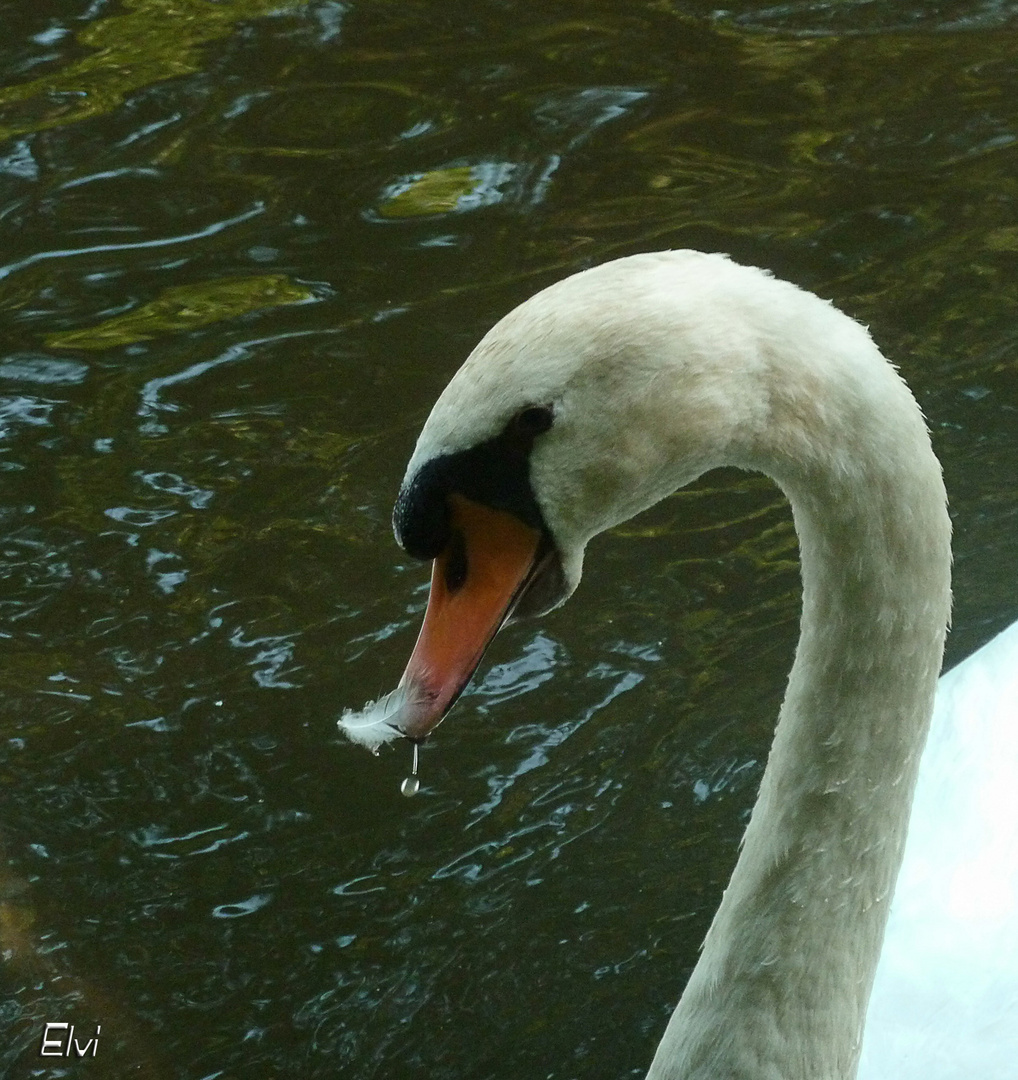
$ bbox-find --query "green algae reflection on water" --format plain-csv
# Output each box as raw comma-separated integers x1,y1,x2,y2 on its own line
0,0,310,142
44,275,318,351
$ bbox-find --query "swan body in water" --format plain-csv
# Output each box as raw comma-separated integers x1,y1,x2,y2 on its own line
341,251,1018,1079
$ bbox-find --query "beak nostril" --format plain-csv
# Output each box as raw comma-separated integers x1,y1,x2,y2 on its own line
443,529,468,593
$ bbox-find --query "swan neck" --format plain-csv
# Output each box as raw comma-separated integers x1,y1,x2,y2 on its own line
647,369,951,1080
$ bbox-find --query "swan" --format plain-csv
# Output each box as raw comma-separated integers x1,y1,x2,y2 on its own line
340,250,1018,1079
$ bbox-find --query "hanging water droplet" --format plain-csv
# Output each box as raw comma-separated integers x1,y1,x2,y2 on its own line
400,775,420,797
400,741,421,797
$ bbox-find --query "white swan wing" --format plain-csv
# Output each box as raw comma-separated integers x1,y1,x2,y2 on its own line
860,619,1018,1078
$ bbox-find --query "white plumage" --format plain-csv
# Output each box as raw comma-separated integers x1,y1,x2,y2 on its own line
344,251,1017,1079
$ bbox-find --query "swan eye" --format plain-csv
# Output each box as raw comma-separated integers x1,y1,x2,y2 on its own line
513,405,554,438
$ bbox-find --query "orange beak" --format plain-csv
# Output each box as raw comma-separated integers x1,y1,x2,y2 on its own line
395,493,542,740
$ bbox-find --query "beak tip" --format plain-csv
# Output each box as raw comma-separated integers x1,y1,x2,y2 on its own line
339,676,447,753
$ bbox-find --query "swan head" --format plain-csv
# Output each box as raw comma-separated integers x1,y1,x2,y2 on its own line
340,249,882,750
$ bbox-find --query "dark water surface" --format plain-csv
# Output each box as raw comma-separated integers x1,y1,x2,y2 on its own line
1,1,1017,1077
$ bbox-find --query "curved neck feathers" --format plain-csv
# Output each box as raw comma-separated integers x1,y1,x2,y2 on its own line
646,343,952,1080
